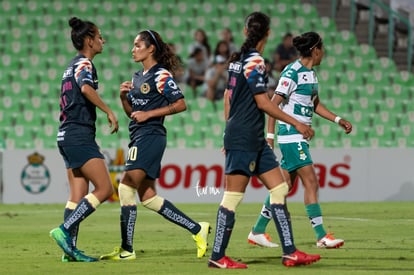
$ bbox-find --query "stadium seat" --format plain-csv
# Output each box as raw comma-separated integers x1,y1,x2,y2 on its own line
1,0,413,149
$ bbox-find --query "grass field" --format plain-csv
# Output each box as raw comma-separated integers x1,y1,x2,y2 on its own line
1,202,413,275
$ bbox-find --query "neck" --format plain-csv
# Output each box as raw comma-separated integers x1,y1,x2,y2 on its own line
300,57,314,69
142,58,157,73
79,50,95,60
255,39,266,55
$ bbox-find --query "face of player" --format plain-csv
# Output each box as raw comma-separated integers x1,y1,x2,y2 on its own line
89,29,105,54
131,34,154,63
313,45,324,66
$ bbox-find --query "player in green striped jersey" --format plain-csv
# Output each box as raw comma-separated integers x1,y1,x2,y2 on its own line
248,32,352,249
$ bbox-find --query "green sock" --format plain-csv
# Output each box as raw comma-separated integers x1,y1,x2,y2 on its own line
252,194,272,234
305,203,326,240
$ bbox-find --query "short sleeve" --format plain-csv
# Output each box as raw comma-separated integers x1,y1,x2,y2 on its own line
74,58,94,88
243,54,267,95
275,69,298,98
155,69,184,103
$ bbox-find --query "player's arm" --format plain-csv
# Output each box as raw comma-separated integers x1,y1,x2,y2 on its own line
314,97,352,134
119,81,133,117
223,89,230,121
266,93,284,148
255,92,314,140
82,84,119,133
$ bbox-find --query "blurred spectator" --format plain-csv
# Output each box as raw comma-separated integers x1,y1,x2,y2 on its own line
188,29,211,61
209,40,230,65
186,47,209,97
220,28,238,54
167,43,185,83
264,58,277,98
273,32,298,73
203,55,228,102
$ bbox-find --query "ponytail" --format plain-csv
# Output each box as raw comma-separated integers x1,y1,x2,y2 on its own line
229,12,270,63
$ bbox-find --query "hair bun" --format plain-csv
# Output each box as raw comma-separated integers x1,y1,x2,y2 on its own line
292,36,305,50
69,17,83,29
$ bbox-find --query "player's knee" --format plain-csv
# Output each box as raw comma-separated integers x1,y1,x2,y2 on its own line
269,182,289,204
119,183,137,206
220,191,244,212
103,182,115,200
142,195,164,212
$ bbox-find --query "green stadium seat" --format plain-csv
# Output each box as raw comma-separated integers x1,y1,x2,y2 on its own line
1,0,412,149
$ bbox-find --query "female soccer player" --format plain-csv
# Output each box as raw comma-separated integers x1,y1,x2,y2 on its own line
49,17,119,262
100,30,210,261
208,12,321,269
248,32,352,249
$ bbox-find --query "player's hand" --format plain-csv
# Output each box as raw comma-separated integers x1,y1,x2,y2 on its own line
339,119,352,134
120,81,133,97
295,123,314,140
131,111,150,123
266,138,274,149
107,111,119,134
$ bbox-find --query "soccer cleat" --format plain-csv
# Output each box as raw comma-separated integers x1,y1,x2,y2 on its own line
282,250,321,267
317,233,344,249
247,231,279,248
61,253,75,262
192,222,211,258
100,247,136,261
50,227,73,257
71,248,98,262
208,256,248,269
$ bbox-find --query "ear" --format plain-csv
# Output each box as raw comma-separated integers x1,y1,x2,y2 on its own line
149,44,156,54
243,27,248,37
86,36,93,48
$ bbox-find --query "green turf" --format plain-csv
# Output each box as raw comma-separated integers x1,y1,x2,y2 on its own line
0,202,413,274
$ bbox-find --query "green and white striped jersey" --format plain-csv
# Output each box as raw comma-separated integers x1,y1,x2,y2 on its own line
275,60,318,143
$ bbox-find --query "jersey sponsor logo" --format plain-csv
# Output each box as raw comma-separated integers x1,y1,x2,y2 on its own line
284,69,294,78
228,62,242,73
62,68,73,79
167,79,177,90
131,97,150,106
140,82,150,94
294,104,313,117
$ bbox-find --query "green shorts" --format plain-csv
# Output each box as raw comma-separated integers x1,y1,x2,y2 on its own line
279,141,313,172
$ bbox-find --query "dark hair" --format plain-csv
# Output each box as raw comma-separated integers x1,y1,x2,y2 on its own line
138,30,179,73
283,32,293,40
229,12,270,63
292,32,323,57
189,47,203,58
223,28,234,43
194,29,211,57
213,40,230,59
68,17,97,50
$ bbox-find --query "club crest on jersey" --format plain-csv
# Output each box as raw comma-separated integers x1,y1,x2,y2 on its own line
249,161,256,172
140,83,150,94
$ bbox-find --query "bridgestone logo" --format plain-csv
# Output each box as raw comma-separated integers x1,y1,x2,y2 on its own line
274,208,293,247
63,202,88,229
127,209,137,246
162,207,196,230
213,211,226,253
